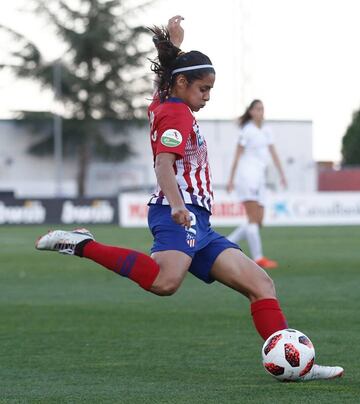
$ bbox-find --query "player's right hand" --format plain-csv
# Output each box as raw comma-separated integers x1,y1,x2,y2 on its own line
167,15,184,48
171,205,191,229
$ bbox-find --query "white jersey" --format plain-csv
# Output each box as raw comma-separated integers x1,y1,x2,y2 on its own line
237,121,274,174
235,121,274,205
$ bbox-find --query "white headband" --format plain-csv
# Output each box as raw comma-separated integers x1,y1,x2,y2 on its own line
171,64,215,76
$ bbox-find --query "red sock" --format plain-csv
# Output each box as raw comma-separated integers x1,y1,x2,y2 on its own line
251,298,288,340
82,241,159,291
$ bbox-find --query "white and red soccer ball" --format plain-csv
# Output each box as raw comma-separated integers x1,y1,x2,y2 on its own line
262,329,315,381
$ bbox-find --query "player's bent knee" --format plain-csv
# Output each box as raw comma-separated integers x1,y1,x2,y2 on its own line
253,273,276,300
264,275,276,296
151,278,182,296
155,283,180,296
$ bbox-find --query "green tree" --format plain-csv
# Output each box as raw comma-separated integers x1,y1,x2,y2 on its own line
342,108,360,166
0,0,152,195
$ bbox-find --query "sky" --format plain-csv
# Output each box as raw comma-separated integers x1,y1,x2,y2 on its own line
1,0,360,162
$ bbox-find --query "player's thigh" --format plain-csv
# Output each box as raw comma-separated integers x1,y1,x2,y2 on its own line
210,248,275,301
150,250,192,294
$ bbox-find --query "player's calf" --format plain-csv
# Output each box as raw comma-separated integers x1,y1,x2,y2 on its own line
35,229,160,291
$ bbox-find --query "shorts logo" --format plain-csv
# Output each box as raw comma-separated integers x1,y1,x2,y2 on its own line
161,129,182,147
186,212,197,248
186,233,196,248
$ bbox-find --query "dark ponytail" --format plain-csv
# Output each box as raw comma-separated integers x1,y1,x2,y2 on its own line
148,26,181,101
149,26,215,102
239,99,262,127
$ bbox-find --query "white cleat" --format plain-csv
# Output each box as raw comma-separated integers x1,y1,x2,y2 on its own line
35,228,94,255
301,364,344,381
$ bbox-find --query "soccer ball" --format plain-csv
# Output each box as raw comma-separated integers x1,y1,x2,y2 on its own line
262,329,315,381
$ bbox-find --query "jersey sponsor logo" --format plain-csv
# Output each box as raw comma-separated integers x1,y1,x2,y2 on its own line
161,129,182,147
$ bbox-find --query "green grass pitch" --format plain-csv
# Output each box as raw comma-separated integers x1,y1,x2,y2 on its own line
0,225,359,403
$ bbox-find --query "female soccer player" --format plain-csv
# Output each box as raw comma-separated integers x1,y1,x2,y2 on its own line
226,100,287,269
36,15,342,381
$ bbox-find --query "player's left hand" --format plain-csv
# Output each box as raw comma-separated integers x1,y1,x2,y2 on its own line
167,15,184,48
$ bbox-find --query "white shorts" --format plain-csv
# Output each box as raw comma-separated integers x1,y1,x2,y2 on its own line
235,171,266,206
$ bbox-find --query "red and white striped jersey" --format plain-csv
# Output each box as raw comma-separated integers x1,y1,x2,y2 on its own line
147,96,214,213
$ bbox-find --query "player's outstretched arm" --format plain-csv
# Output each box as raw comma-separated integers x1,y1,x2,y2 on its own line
154,152,191,228
269,145,287,188
226,144,244,192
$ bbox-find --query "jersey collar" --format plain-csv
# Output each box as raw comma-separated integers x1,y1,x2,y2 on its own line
167,97,184,103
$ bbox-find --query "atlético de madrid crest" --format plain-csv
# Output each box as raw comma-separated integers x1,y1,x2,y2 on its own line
186,232,196,248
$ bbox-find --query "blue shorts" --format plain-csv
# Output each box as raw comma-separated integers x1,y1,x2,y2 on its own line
148,204,240,283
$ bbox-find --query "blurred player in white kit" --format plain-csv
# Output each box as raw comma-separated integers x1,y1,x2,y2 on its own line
226,99,287,269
